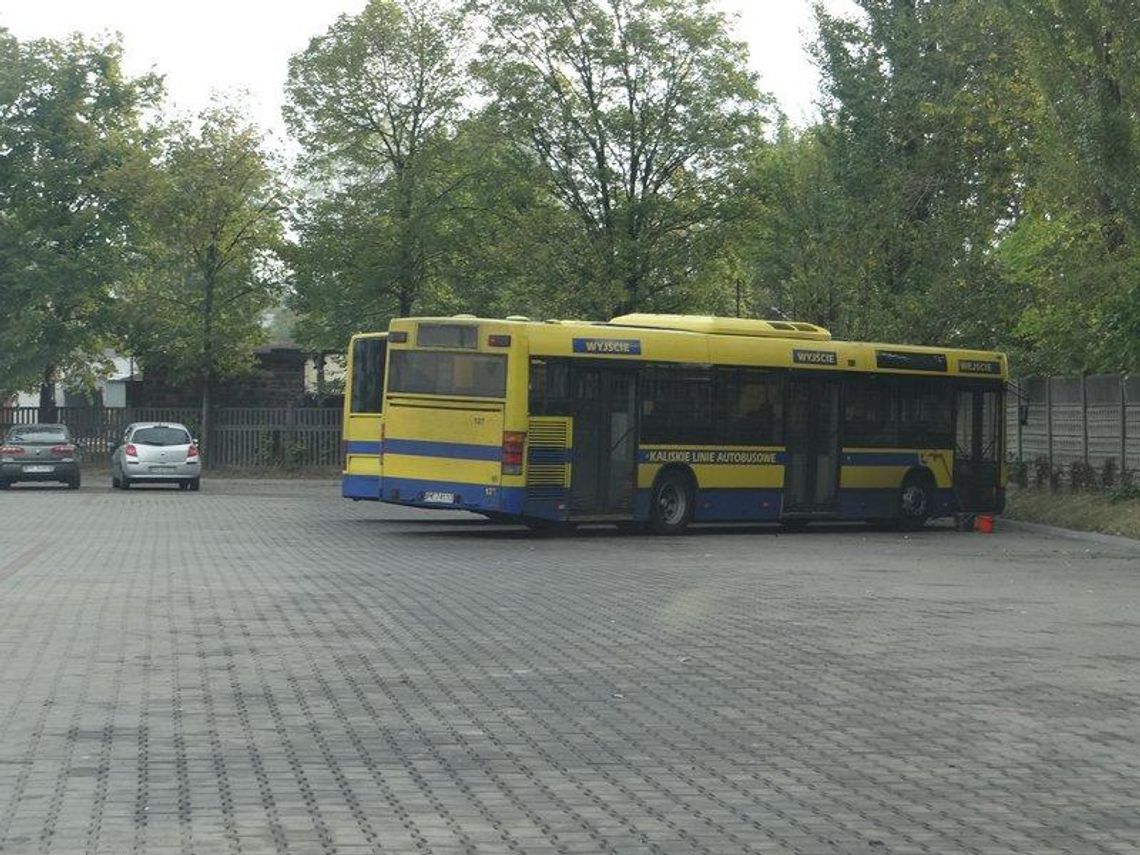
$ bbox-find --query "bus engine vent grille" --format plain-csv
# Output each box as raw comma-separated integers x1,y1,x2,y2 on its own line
527,417,572,498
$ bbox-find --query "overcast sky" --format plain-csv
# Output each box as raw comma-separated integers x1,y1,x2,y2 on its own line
1,0,860,146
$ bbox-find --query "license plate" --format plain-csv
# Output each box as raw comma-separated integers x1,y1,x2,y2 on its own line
22,465,53,473
423,491,456,504
149,465,175,472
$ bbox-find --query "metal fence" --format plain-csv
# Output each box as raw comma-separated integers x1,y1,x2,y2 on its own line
1007,375,1140,475
0,406,343,469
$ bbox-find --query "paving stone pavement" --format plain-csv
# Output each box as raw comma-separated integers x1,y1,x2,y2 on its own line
0,478,1138,855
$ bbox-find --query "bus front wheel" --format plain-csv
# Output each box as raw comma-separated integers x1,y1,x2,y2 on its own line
650,472,694,535
898,473,933,530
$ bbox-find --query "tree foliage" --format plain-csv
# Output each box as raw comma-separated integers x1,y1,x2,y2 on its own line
117,103,286,428
1000,0,1140,372
0,29,158,405
470,0,767,317
283,0,469,348
802,0,1040,346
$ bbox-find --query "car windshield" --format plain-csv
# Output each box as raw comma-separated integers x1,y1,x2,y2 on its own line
132,426,190,446
6,426,69,444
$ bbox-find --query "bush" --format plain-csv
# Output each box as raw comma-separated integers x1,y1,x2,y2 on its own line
1009,459,1029,488
1101,457,1118,489
1070,460,1098,491
1107,483,1140,503
1034,456,1053,489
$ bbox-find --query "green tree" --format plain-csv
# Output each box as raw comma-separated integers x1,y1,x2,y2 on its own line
284,0,468,348
720,123,859,330
811,0,1039,346
471,0,767,317
118,103,286,450
0,29,158,413
1000,0,1140,372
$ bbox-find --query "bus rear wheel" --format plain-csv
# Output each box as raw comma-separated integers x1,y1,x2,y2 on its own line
650,472,693,535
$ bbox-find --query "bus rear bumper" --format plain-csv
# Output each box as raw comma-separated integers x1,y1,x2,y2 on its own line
381,476,526,515
342,474,381,500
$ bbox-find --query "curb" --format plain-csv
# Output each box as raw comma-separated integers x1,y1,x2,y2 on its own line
1000,517,1140,552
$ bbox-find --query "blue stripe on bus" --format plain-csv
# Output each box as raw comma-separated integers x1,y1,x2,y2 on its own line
693,488,784,522
345,440,382,455
841,451,921,467
342,474,381,500
383,438,502,462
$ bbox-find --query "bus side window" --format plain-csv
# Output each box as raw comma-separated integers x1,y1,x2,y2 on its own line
897,378,953,448
641,365,712,444
844,376,898,447
714,368,781,445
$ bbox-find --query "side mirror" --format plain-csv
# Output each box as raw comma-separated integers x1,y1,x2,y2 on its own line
1018,403,1030,426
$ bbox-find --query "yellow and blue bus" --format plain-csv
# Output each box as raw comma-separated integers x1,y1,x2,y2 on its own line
341,332,388,500
378,314,1007,533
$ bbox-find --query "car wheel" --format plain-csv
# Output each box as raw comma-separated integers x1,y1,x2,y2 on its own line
0,480,10,490
67,474,81,490
649,471,694,535
188,478,200,492
112,473,120,489
121,475,131,490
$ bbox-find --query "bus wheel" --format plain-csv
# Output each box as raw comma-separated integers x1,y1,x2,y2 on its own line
650,472,693,535
898,473,932,530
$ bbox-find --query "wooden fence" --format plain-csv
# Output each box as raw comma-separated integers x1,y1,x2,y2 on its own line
0,406,343,469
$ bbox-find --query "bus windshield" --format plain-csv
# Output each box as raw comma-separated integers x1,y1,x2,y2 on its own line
388,351,506,398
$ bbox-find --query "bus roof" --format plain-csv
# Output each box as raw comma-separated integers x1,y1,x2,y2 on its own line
387,314,1008,380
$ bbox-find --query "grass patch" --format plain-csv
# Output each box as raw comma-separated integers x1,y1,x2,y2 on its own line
1006,487,1140,540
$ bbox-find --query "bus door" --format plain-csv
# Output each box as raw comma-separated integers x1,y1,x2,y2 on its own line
953,385,1002,511
342,334,387,500
783,377,840,513
568,366,637,516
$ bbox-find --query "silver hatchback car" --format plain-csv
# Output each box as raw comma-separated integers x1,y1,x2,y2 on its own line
111,422,202,491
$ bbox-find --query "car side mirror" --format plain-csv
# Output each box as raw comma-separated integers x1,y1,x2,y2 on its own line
1018,403,1030,426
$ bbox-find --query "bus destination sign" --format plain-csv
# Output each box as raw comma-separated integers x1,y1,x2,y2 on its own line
793,349,838,366
572,338,642,355
958,359,1001,375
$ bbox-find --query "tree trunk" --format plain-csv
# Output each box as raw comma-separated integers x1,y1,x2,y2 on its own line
38,365,58,422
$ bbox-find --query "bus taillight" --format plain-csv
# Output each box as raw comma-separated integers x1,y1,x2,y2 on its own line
502,431,525,475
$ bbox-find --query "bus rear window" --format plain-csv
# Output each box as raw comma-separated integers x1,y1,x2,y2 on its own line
388,351,506,398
